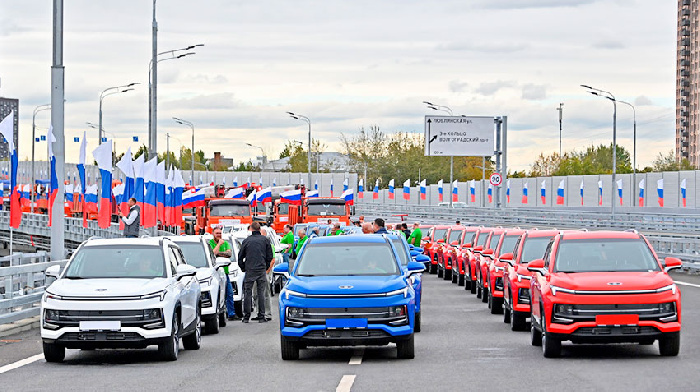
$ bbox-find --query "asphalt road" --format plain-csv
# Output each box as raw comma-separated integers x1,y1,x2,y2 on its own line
2,272,700,391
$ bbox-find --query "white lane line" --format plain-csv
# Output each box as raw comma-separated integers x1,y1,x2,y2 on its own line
349,348,364,365
676,281,700,288
336,375,356,392
0,354,44,375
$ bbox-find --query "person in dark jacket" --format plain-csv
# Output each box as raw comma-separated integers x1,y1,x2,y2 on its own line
373,218,388,235
118,198,140,238
238,221,274,323
401,223,411,239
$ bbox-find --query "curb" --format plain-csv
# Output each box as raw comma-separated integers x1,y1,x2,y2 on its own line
0,316,41,338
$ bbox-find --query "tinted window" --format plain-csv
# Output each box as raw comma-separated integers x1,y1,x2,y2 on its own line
297,243,400,276
520,236,554,264
433,229,447,241
477,232,489,247
278,203,289,215
499,235,520,256
210,204,250,217
307,203,345,216
448,230,464,243
177,242,209,268
391,239,410,266
554,239,660,273
64,246,166,279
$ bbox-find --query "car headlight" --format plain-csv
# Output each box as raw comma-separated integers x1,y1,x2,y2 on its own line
658,302,675,313
656,284,677,295
141,289,168,301
516,273,531,283
198,276,213,287
550,285,574,296
554,304,575,315
44,291,62,301
388,305,407,317
495,266,505,272
283,289,307,299
286,307,305,318
386,287,408,298
230,269,239,277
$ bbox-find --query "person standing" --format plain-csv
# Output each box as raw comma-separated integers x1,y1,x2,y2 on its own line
373,218,388,235
407,222,422,246
258,227,275,321
209,226,237,320
332,223,344,235
238,222,273,323
295,229,308,256
401,223,411,239
280,224,294,264
118,197,140,238
362,222,373,234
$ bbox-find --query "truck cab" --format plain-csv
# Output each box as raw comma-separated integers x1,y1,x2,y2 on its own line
196,198,253,234
302,198,350,226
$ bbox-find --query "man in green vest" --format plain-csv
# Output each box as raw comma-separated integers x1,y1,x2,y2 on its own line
295,229,308,257
280,224,294,264
331,223,344,235
209,226,237,320
407,222,422,247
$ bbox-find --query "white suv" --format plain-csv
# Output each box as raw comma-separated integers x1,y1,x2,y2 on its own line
167,236,229,334
41,237,202,362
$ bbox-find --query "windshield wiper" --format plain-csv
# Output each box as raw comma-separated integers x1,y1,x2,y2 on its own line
64,276,85,279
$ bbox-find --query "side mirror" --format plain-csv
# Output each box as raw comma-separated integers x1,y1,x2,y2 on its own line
450,240,459,246
499,253,514,261
407,261,425,275
422,236,430,241
273,263,289,274
461,243,472,250
413,254,430,264
46,265,61,278
527,259,546,274
473,246,483,252
215,257,231,270
176,264,197,279
482,249,494,258
408,244,415,250
664,257,683,272
436,239,445,244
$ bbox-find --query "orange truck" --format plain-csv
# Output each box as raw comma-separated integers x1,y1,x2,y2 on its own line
195,198,253,234
301,197,351,226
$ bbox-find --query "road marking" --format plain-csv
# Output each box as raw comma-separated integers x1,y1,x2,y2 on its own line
336,375,356,392
0,354,44,375
676,281,700,288
349,348,364,365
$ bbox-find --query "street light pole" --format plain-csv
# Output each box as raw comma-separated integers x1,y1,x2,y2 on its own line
556,103,564,157
99,84,136,145
582,85,618,217
619,100,637,206
173,117,195,184
31,104,51,213
246,143,266,171
287,112,312,188
423,101,455,207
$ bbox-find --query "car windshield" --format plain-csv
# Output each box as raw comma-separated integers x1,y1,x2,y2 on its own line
176,242,209,268
448,230,464,244
391,239,410,266
296,243,400,276
477,232,489,247
294,225,307,236
307,203,346,216
210,204,250,217
485,234,501,250
433,229,447,241
499,235,520,256
278,203,289,215
554,239,661,273
64,245,166,279
520,236,553,264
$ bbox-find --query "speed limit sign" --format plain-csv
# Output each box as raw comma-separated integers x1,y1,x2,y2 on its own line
489,173,502,186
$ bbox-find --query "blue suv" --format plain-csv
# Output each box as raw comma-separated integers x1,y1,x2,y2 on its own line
274,235,424,360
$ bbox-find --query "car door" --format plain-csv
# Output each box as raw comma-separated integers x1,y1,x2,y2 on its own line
209,242,226,309
171,245,196,327
530,241,553,323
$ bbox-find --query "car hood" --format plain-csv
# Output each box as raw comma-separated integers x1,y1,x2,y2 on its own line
48,278,169,297
550,272,673,292
288,275,406,295
196,269,213,281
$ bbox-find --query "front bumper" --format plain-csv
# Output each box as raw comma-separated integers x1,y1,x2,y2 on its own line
549,321,681,344
42,328,171,349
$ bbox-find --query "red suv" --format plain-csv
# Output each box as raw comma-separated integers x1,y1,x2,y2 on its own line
450,227,479,286
439,225,467,281
423,225,450,275
529,230,682,358
476,228,505,303
485,229,525,315
464,228,492,294
502,230,559,331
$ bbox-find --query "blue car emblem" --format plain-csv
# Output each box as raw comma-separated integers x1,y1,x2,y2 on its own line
339,285,353,289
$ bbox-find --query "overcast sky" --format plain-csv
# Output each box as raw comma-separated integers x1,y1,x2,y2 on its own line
0,0,677,172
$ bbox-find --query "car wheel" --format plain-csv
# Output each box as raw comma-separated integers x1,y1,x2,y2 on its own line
490,295,503,315
458,273,465,286
280,335,300,360
429,263,437,274
512,308,527,332
451,268,457,284
503,298,511,323
541,319,561,358
396,334,415,359
530,315,542,346
414,312,421,333
481,285,488,303
205,310,220,335
469,275,476,294
437,266,443,278
476,283,482,299
219,308,228,327
658,332,680,356
183,307,202,350
443,268,451,281
159,312,180,361
42,342,65,363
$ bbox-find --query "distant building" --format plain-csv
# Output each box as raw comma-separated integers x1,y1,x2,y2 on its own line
0,97,19,158
677,0,696,166
207,152,234,170
262,152,351,173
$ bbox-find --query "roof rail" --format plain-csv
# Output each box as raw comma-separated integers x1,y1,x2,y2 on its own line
87,236,103,241
625,229,639,234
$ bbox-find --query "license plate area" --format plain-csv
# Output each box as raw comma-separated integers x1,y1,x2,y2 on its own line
325,318,368,329
79,321,121,331
595,314,639,326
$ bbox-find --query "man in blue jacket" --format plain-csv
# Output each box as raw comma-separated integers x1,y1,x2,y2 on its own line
373,218,388,235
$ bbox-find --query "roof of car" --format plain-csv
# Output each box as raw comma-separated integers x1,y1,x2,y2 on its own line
308,234,389,244
83,237,167,247
559,230,640,240
432,225,452,229
164,235,205,243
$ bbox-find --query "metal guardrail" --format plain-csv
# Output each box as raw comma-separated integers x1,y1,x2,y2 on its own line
0,254,68,325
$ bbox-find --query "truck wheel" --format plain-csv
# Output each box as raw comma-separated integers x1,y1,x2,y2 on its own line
281,335,299,360
530,315,542,346
396,334,415,359
414,312,421,333
658,332,680,356
437,266,443,278
182,308,202,350
42,342,65,363
159,313,180,361
541,321,561,358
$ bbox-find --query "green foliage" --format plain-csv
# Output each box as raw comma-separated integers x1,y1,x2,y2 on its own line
652,150,695,172
158,151,180,169
528,144,632,177
133,144,149,160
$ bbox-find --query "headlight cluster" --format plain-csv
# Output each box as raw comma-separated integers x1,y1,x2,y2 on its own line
518,288,530,304
198,276,213,287
550,285,575,296
659,302,675,314
200,291,213,307
656,284,677,295
284,289,307,299
140,289,168,301
287,307,305,318
230,269,239,277
554,304,574,315
388,306,407,317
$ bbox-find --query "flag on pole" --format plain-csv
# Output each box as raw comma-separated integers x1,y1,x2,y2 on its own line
657,179,664,207
681,178,687,207
142,157,158,228
420,179,427,200
343,178,349,192
182,188,205,208
358,179,364,199
47,126,59,226
403,179,410,200
342,188,354,206
77,130,88,227
224,187,244,199
246,176,251,188
306,189,319,198
0,111,20,228
132,155,145,224
616,179,623,206
388,179,395,200
556,179,565,205
469,180,476,203
314,180,318,191
330,178,334,197
92,140,113,229
598,180,603,206
373,179,379,200
233,176,238,187
116,147,134,218
156,161,166,224
64,183,74,211
438,179,444,202
506,179,510,203
452,180,458,202
85,184,99,217
247,189,257,207
273,178,277,187
280,189,302,205
259,176,263,187
487,184,493,203
522,181,528,204
164,170,173,226
257,187,272,204
540,180,546,204
579,179,584,206
638,179,645,207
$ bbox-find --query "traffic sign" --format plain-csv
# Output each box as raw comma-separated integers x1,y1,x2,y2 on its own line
424,116,494,157
489,173,502,186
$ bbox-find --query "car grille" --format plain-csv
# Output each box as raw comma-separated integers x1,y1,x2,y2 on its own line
552,303,676,324
286,307,408,327
305,329,390,339
44,309,164,329
59,332,144,341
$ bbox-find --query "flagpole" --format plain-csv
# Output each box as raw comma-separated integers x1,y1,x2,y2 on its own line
50,0,66,260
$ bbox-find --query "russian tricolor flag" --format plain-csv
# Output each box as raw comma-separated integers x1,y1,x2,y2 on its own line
522,182,528,204
307,189,319,198
0,111,20,228
248,189,257,207
116,147,135,218
342,188,354,206
681,178,687,207
616,179,623,206
65,183,74,211
224,187,244,199
173,169,185,225
373,179,379,200
579,179,584,206
358,179,364,199
438,179,444,202
343,178,349,192
47,126,59,226
257,187,272,204
557,179,565,205
388,179,395,200
92,140,113,229
540,180,546,204
315,180,318,191
452,180,458,202
280,189,302,205
142,157,158,228
487,184,493,203
132,155,145,224
506,179,510,203
85,184,99,216
182,188,205,208
598,180,603,206
420,179,427,200
403,179,410,200
330,178,334,197
164,170,173,226
233,176,238,187
469,180,476,203
156,161,166,224
638,179,645,207
657,179,664,207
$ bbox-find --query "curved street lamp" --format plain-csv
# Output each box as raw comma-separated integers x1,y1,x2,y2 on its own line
99,83,138,145
287,112,312,187
173,117,195,183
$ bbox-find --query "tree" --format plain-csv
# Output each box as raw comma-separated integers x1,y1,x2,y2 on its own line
527,144,632,177
133,144,149,160
652,150,694,172
158,151,179,169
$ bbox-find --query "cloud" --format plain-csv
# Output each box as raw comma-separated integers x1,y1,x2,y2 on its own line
475,0,598,9
521,84,547,101
448,80,468,93
437,41,529,53
634,96,653,106
592,40,626,50
475,81,515,96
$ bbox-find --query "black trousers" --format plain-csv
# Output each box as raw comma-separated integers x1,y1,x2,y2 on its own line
243,269,267,319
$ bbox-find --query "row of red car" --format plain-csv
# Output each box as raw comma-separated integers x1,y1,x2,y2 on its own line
420,224,683,357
